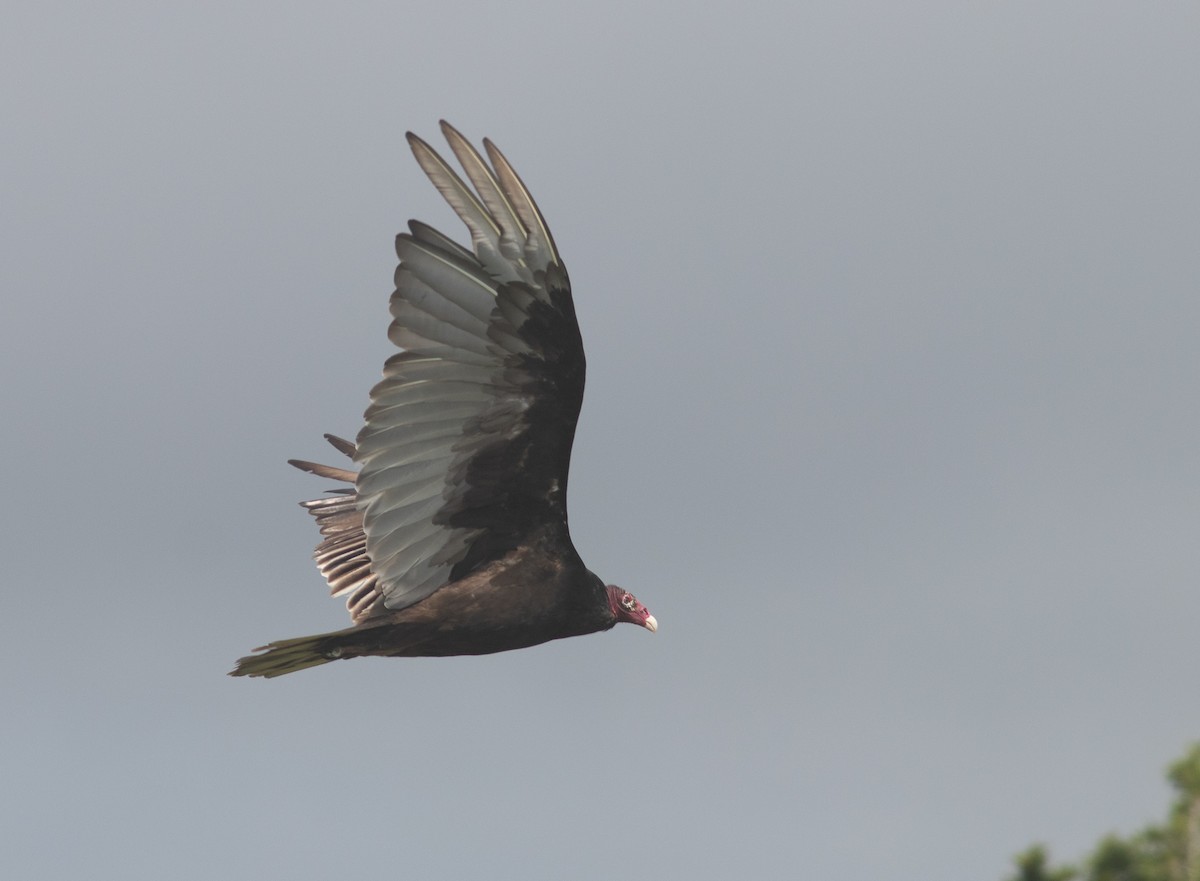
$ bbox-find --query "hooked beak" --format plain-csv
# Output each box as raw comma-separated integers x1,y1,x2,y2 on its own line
643,614,658,633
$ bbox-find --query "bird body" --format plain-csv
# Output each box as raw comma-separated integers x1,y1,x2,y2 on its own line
231,123,654,678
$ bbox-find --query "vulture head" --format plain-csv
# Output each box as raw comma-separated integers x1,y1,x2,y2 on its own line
609,586,657,632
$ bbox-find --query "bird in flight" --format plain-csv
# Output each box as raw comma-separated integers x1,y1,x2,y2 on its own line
231,122,656,678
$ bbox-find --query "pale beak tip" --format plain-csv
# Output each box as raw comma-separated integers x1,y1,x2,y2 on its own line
643,614,658,633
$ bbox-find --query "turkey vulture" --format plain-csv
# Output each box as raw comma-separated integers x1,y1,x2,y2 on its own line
230,122,655,678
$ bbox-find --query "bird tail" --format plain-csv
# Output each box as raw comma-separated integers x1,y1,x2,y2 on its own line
229,629,355,678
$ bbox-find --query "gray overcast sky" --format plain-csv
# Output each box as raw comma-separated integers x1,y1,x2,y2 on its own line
2,2,1198,878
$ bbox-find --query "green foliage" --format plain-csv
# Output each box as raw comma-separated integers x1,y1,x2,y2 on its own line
1087,832,1168,881
1167,745,1200,800
1005,745,1200,881
1006,844,1077,881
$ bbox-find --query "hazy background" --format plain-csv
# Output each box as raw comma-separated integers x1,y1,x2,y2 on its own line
3,2,1197,878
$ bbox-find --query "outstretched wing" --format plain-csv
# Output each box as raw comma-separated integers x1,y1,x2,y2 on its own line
352,121,586,614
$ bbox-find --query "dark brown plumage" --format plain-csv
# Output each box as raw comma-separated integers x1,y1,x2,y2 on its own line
230,122,655,678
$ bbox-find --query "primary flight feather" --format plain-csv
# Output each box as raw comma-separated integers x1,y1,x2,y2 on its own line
230,122,655,678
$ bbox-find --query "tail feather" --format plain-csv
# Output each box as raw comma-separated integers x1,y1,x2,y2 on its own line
229,630,353,678
230,434,376,679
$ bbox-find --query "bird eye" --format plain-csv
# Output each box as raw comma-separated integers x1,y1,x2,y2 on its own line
620,595,636,611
